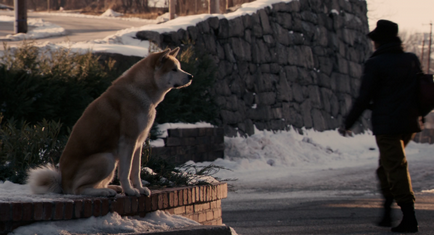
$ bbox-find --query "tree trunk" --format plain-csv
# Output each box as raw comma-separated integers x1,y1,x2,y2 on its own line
14,0,27,33
209,0,219,14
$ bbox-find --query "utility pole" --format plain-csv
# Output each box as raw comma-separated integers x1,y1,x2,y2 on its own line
14,0,27,34
169,0,175,20
226,0,233,12
427,22,432,74
421,38,425,69
209,0,219,14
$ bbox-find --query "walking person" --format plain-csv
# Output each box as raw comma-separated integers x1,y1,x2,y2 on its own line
339,19,422,233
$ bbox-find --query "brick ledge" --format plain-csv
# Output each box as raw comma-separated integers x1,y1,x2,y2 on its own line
0,183,227,234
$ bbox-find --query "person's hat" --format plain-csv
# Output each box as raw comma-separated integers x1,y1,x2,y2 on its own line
367,20,398,42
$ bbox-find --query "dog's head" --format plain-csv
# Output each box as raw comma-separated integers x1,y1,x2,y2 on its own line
153,47,193,90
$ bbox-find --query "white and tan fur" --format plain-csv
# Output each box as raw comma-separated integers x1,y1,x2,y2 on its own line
27,47,192,197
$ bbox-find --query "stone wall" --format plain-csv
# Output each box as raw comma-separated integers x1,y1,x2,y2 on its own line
136,0,372,136
151,127,225,165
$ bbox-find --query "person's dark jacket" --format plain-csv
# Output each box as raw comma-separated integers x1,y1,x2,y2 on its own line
344,40,422,135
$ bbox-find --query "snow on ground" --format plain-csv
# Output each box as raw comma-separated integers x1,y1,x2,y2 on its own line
0,0,297,57
197,127,434,202
156,122,215,137
32,9,165,22
10,210,200,235
2,126,434,202
0,15,66,41
1,127,434,233
93,0,298,56
100,8,124,17
0,9,163,42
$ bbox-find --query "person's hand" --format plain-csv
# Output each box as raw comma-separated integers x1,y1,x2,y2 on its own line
338,126,353,137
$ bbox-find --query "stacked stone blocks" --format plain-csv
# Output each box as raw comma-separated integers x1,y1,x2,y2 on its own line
136,0,372,136
151,127,224,164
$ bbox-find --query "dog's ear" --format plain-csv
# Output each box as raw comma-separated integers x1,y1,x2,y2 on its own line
169,47,180,57
157,48,171,67
160,48,171,59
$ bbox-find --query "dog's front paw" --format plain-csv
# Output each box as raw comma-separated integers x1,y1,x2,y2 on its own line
107,185,123,193
103,189,118,197
124,187,140,196
138,186,151,197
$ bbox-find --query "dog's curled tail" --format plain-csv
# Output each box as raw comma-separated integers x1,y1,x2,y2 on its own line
27,164,62,194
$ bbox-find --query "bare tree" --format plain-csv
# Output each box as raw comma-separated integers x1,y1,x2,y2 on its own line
400,30,434,74
121,0,133,11
366,0,393,30
400,31,423,55
134,0,149,12
148,0,162,7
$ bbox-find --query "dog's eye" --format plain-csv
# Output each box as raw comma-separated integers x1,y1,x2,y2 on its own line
172,68,177,72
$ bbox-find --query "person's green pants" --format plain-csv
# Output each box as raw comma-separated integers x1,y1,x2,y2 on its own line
375,133,415,205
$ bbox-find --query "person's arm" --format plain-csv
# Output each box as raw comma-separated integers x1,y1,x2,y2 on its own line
343,60,379,130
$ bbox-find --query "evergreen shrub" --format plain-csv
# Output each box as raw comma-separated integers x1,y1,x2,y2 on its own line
0,115,67,184
0,42,219,185
0,42,116,132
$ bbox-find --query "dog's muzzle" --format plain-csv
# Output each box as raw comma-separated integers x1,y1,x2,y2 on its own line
174,75,193,89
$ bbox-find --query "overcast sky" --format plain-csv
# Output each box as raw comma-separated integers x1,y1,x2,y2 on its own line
366,0,433,34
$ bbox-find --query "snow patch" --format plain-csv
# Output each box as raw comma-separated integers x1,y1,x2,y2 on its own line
150,122,215,147
10,211,199,235
0,17,66,41
330,9,339,15
156,122,215,138
100,9,123,17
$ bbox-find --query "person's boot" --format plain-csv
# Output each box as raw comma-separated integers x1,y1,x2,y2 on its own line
391,203,418,233
378,197,393,227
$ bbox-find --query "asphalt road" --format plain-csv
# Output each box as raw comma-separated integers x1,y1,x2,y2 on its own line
222,193,434,234
0,10,149,45
221,149,434,235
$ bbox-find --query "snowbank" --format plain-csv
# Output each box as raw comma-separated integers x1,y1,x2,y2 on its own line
100,9,123,17
10,211,200,235
191,127,434,198
0,16,66,41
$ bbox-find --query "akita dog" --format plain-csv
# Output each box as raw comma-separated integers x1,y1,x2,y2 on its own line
27,47,192,197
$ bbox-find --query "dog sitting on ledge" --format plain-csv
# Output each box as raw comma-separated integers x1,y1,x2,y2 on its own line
27,47,193,197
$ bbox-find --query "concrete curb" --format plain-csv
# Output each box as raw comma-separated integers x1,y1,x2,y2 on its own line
124,225,233,235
